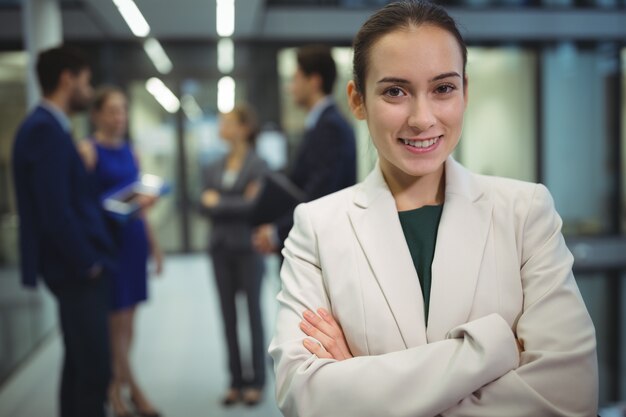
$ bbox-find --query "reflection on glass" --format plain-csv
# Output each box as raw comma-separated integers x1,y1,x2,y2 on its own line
543,42,618,235
460,47,537,182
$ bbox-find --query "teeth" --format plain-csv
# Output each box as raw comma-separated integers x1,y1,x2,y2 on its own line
401,136,440,148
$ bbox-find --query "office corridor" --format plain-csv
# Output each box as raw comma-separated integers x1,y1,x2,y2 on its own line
0,254,284,417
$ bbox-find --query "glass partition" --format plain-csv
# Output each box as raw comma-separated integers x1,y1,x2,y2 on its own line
459,46,537,182
542,42,619,235
128,81,181,252
0,51,56,385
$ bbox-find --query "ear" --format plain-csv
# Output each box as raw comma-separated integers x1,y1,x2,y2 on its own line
347,80,366,120
58,69,75,89
309,73,323,93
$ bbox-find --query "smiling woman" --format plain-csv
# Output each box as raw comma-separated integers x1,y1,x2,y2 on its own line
268,1,599,417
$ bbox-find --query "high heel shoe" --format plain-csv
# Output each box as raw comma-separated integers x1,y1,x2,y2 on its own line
221,388,240,406
242,388,263,406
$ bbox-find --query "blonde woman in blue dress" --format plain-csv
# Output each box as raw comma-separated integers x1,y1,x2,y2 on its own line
79,87,163,417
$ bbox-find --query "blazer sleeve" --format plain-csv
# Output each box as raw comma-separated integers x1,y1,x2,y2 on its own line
28,124,99,274
440,184,598,417
269,203,520,417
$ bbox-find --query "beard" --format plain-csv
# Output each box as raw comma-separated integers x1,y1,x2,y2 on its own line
68,87,91,113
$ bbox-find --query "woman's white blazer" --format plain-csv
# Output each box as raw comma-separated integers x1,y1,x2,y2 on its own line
269,157,598,417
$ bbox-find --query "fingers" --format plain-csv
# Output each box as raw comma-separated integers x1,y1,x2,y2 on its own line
300,309,352,361
302,338,332,360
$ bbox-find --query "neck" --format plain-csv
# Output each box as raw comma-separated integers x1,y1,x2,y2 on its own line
229,140,249,160
382,162,445,211
306,92,327,112
44,92,69,115
94,130,124,146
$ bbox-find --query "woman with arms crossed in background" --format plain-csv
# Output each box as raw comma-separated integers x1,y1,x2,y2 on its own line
201,104,268,406
79,86,163,417
269,1,598,416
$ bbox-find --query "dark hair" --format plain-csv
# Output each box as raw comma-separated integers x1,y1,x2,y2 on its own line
92,85,126,112
229,103,259,145
296,45,337,95
352,0,467,96
36,46,89,96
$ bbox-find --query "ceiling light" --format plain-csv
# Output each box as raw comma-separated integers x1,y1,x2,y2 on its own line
216,0,235,37
146,77,180,113
143,38,173,74
217,38,234,74
217,76,235,113
113,0,150,37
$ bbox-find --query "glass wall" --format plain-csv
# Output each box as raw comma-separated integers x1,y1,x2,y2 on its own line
460,47,537,182
542,42,619,235
128,81,181,253
0,52,56,385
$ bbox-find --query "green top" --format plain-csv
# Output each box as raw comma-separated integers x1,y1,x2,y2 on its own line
398,204,444,323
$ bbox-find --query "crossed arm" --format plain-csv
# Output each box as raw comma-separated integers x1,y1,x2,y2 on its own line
270,185,598,417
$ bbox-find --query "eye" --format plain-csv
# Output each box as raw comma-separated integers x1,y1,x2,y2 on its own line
383,86,407,98
435,84,456,94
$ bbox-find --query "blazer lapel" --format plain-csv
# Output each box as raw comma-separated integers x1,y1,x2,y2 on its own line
233,150,254,190
348,165,427,349
427,158,493,342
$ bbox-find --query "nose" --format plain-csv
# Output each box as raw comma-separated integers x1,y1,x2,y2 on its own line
407,96,436,131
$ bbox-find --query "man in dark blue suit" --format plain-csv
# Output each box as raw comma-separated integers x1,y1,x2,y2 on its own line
12,46,116,417
253,45,357,253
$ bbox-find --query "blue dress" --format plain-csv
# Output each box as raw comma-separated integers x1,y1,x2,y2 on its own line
92,140,149,311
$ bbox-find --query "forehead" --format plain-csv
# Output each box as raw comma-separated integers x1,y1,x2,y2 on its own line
221,112,239,122
366,25,464,83
103,92,126,107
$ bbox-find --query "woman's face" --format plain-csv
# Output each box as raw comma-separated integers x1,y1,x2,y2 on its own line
219,112,246,146
349,25,467,182
94,92,128,138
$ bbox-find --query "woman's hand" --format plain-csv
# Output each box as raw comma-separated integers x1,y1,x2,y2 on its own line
300,308,353,361
244,180,261,201
136,193,159,210
77,140,97,171
202,189,220,208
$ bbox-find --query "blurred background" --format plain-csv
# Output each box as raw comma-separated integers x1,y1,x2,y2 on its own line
0,0,625,415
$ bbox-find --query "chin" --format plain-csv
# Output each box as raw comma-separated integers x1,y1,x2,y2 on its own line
399,158,445,179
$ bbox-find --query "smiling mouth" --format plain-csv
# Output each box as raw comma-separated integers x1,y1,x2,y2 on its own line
399,136,442,149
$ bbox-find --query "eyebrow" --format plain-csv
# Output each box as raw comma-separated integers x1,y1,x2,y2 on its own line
376,72,462,85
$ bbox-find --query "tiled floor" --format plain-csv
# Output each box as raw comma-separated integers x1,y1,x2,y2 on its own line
0,254,284,417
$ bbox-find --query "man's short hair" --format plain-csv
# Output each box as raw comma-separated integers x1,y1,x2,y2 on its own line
36,46,89,96
296,45,337,95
